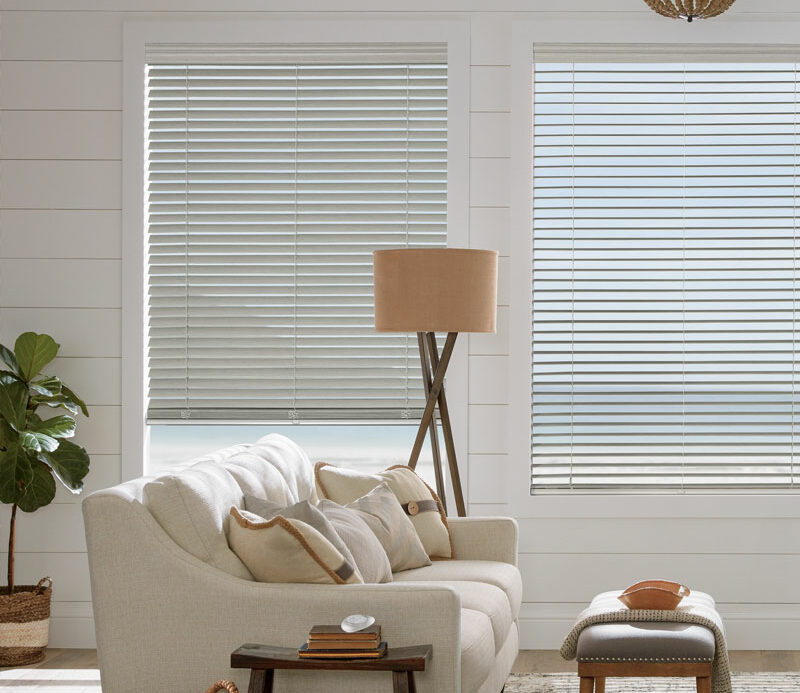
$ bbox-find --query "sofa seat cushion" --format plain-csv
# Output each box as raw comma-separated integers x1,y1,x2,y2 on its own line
460,608,496,693
393,560,522,620
435,581,511,654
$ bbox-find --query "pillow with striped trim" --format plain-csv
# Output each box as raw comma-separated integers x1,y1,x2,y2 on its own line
343,483,430,573
315,462,453,559
228,507,362,585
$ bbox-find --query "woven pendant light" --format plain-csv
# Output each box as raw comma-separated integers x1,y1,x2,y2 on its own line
642,0,736,22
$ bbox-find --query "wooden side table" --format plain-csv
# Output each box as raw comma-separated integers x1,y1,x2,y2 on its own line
230,643,431,693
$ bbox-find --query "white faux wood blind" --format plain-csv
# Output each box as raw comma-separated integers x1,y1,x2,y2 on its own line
531,58,800,490
145,46,447,422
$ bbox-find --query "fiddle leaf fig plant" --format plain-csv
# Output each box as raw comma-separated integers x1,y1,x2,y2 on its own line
0,332,90,593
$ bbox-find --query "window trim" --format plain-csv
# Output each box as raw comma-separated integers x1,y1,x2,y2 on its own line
122,18,470,484
508,17,800,517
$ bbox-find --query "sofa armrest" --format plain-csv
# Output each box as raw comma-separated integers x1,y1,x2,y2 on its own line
447,516,518,565
84,494,463,693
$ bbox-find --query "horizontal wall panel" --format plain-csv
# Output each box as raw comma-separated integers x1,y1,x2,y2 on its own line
0,161,121,209
0,505,86,553
0,11,122,61
71,406,120,456
519,552,800,603
497,256,510,306
470,112,511,157
49,616,96,649
0,553,91,602
0,61,121,110
467,502,509,516
49,357,121,406
54,455,120,503
0,307,121,357
469,306,509,355
0,260,121,308
518,517,800,554
469,354,508,404
470,14,512,67
0,210,121,259
470,157,511,207
468,454,509,503
470,65,511,112
518,602,800,650
468,404,509,454
0,0,690,10
470,206,510,255
0,111,121,161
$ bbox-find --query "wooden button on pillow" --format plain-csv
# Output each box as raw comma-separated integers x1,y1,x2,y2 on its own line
314,462,453,559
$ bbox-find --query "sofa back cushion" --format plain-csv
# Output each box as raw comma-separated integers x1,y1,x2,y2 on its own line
142,434,316,579
144,462,253,580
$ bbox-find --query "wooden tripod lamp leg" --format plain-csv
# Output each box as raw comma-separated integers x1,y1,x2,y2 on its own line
425,332,466,517
407,332,467,517
414,332,447,512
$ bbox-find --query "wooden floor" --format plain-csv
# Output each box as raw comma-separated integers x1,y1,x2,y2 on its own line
1,649,798,691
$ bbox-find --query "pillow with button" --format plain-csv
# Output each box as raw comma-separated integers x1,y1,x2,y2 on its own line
314,462,453,560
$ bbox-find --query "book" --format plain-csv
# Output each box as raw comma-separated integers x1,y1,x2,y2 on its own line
308,625,381,641
306,638,380,651
298,642,387,659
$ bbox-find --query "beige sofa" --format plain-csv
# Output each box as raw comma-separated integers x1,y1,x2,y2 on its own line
83,434,521,693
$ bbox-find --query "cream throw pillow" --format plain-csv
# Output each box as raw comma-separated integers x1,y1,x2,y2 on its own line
244,495,362,582
343,483,430,572
318,499,393,583
315,462,453,559
228,507,362,585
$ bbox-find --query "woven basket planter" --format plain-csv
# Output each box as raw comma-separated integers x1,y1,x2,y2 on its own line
0,578,52,667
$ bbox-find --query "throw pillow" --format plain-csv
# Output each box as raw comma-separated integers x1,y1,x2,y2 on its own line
244,495,361,582
317,499,393,583
342,483,430,572
315,462,453,559
228,507,362,585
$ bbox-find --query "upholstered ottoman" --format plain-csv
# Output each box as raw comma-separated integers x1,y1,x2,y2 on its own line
576,622,715,693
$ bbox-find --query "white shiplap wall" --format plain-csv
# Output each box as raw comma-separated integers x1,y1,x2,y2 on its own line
2,0,800,650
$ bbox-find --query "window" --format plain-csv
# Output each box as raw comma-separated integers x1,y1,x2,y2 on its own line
144,44,446,426
531,57,800,491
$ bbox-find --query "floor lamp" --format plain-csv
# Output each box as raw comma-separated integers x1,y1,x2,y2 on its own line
373,248,498,517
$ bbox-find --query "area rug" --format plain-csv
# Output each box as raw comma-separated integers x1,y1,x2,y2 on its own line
504,673,800,692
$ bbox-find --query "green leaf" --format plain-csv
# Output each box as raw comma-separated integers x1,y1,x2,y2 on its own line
0,378,28,431
29,414,75,440
39,439,89,493
16,460,56,512
30,376,62,398
14,332,59,381
0,370,23,384
0,444,34,505
0,344,23,379
0,418,15,450
59,383,88,418
19,430,59,453
30,394,79,416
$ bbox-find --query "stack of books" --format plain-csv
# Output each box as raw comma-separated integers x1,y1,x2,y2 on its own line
298,624,387,659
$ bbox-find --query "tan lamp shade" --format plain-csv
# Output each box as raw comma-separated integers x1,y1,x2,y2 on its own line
373,248,498,333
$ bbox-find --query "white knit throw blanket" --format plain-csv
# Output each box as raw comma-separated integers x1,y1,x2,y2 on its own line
560,590,732,693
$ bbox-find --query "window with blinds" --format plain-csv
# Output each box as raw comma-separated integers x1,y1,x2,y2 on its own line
531,53,800,491
145,44,447,423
